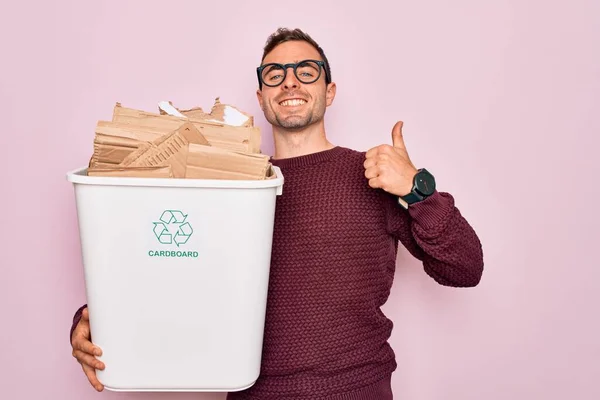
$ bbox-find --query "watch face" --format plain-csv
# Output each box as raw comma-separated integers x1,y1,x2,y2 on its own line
414,169,436,196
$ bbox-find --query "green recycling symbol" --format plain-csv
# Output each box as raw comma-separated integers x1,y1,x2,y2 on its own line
153,210,193,247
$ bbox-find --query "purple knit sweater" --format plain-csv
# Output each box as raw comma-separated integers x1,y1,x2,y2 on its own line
70,146,483,399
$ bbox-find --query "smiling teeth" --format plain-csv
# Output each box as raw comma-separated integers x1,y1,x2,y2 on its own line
280,99,306,106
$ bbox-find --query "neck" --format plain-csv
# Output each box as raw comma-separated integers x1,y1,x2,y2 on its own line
271,121,335,159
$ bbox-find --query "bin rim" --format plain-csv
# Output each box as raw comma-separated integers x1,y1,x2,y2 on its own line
66,165,284,192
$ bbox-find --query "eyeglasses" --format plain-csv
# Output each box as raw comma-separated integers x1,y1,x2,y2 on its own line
257,59,330,88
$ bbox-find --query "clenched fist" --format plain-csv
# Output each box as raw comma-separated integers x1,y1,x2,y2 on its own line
364,121,418,197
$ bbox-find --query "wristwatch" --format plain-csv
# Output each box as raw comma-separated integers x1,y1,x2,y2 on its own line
397,168,436,209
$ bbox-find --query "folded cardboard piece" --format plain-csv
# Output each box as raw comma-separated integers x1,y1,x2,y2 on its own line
87,99,273,180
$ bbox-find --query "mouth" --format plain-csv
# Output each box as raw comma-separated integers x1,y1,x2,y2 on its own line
278,98,307,107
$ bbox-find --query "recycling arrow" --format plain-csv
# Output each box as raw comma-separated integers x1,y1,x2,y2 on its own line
160,210,187,224
174,222,193,246
153,210,194,247
153,222,173,244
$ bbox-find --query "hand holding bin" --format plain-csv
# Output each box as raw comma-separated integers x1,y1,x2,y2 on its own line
67,98,284,392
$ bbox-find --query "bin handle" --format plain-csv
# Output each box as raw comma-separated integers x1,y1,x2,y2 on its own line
273,166,284,196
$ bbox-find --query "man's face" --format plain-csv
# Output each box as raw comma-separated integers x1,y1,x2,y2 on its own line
257,41,336,131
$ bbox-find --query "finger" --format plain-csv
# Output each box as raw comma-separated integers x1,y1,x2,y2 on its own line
391,121,405,149
364,166,379,180
365,146,379,158
375,144,396,155
377,153,390,163
74,316,102,356
82,363,104,392
74,335,102,356
369,176,391,191
368,177,382,189
73,350,105,370
75,317,90,338
363,157,377,169
367,144,395,159
81,307,89,321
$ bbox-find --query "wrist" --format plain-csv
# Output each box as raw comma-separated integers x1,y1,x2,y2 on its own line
398,168,436,209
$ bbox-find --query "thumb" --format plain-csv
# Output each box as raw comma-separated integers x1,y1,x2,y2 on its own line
391,121,405,149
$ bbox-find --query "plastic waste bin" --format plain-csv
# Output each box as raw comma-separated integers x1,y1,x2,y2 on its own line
66,166,284,392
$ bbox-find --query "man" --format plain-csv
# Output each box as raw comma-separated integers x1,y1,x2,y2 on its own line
70,28,484,399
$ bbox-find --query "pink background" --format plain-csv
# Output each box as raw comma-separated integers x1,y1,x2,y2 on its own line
2,0,599,399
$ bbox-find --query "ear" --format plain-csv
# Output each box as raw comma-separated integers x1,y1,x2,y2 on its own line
256,89,264,110
325,82,337,107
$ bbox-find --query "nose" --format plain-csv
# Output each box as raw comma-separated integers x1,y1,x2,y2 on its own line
282,66,300,90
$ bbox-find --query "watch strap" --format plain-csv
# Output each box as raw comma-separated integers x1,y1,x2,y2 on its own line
397,191,423,209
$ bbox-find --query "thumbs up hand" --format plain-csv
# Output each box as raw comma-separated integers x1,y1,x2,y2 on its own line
364,121,418,197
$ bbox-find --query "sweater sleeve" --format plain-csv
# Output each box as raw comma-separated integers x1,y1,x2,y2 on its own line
70,304,88,344
384,190,484,287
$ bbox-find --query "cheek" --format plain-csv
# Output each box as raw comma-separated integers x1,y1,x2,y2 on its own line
268,97,280,110
314,88,327,104
260,90,276,107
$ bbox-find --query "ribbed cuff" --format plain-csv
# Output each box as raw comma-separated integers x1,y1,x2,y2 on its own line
227,375,393,400
70,304,87,344
328,375,393,400
407,190,452,230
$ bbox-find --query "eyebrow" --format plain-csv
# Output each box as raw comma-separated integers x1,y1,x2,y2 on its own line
264,64,284,73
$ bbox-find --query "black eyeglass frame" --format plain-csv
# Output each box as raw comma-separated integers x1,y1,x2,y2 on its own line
256,59,331,89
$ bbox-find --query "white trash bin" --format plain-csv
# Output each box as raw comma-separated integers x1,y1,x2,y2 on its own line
67,166,284,392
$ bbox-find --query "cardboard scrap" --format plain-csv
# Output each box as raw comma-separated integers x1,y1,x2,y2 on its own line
113,103,261,153
86,99,271,180
160,97,254,128
186,144,270,180
206,98,254,127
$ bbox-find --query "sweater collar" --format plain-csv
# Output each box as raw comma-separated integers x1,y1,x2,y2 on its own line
269,146,346,169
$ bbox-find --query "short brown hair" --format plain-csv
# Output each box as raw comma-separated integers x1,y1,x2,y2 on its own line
260,28,332,85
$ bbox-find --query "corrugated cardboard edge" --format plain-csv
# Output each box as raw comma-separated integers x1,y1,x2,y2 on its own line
87,165,173,178
125,131,189,178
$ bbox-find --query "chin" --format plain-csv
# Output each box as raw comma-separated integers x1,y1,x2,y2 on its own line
278,116,313,130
